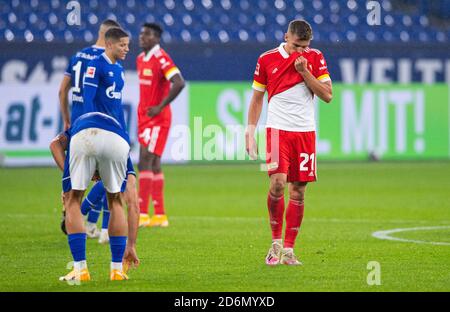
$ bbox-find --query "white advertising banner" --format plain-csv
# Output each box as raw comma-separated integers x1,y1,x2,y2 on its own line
0,73,189,167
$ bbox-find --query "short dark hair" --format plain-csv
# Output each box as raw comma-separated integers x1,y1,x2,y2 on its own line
142,23,163,38
105,28,129,41
101,19,121,28
288,20,313,41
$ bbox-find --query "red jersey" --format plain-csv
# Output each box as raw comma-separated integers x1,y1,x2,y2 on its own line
136,44,181,127
252,43,331,132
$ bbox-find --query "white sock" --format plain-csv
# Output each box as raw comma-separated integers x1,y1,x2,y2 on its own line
272,239,282,245
74,260,87,271
101,228,108,235
111,262,123,271
86,221,96,229
283,247,293,253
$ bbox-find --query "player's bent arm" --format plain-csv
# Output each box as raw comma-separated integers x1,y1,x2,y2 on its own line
59,75,72,130
124,174,139,247
160,73,186,108
301,70,333,103
49,133,68,171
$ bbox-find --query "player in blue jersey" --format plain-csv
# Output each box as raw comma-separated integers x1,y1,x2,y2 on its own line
82,34,128,127
54,112,139,282
52,29,139,282
59,19,121,129
57,20,122,238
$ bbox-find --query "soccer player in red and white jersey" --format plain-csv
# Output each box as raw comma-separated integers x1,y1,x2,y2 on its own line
136,23,185,227
245,20,332,266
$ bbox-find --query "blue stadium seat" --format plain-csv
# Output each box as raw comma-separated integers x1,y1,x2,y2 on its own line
1,0,447,43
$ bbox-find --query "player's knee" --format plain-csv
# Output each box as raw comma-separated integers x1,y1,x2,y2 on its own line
138,159,151,171
138,152,153,171
151,155,161,173
152,165,162,174
270,179,286,196
106,192,122,207
289,189,305,204
67,190,83,207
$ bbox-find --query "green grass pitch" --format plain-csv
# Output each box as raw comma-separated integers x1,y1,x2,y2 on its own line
0,162,449,291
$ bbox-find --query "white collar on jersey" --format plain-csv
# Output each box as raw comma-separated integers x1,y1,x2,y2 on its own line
278,42,289,59
102,52,114,64
92,45,105,50
143,44,161,62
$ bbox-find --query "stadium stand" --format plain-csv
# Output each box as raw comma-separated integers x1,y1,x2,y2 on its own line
1,0,449,43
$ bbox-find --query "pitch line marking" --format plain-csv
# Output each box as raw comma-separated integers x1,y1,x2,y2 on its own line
4,213,450,226
372,226,450,246
171,216,449,225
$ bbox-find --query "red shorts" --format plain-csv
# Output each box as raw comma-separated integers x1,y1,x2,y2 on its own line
138,123,170,157
266,128,317,182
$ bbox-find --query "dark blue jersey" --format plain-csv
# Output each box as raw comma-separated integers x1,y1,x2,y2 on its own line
82,53,127,131
64,45,105,123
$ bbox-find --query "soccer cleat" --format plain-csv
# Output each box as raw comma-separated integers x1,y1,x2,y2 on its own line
98,230,109,244
110,269,129,281
280,249,303,266
265,241,283,266
86,223,100,238
59,268,90,282
147,214,169,227
139,214,151,227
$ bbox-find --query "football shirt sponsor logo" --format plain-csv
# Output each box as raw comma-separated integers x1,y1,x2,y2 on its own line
106,82,122,99
85,66,96,78
72,94,84,102
143,68,153,76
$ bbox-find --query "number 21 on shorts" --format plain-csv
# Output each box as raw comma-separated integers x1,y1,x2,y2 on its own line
299,153,315,173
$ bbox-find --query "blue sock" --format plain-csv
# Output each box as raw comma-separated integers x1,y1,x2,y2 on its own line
81,182,106,216
87,208,101,223
102,195,110,230
80,199,92,216
68,233,87,262
109,236,127,263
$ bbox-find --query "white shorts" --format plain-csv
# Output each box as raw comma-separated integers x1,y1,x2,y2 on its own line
69,128,130,193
